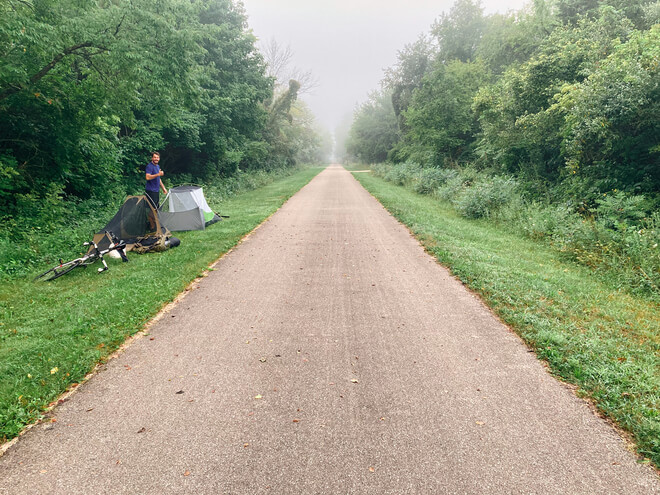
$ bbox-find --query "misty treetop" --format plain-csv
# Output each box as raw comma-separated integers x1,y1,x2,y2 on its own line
0,0,327,221
346,0,660,205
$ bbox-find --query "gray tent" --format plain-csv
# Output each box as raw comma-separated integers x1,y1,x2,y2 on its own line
159,185,221,232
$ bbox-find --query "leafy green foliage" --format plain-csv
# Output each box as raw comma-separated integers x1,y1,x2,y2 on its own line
474,7,635,187
453,175,519,219
558,25,660,197
346,90,399,163
383,36,432,131
347,0,658,209
398,59,489,167
431,0,485,63
0,0,326,238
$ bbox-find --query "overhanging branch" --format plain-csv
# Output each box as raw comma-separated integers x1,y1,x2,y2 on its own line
0,41,95,101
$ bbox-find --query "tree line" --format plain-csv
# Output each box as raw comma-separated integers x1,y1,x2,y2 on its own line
0,0,329,221
345,0,659,207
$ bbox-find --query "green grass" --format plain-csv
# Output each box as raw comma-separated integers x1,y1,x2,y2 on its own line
0,166,323,442
353,170,660,467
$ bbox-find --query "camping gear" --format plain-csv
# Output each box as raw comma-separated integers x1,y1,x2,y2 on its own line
90,195,175,253
158,185,221,232
35,231,128,281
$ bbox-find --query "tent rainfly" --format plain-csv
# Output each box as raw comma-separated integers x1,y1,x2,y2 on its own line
159,185,221,232
91,195,171,252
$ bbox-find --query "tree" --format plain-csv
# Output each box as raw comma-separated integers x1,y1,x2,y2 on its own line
559,25,660,196
553,0,654,28
431,0,485,63
383,36,433,133
183,0,272,176
477,0,556,75
0,0,201,202
346,90,399,164
398,59,489,167
260,37,318,95
473,6,635,191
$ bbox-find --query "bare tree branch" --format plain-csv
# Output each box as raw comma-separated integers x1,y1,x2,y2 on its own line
260,37,318,95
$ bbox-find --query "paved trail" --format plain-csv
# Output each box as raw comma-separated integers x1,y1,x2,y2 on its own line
1,166,658,494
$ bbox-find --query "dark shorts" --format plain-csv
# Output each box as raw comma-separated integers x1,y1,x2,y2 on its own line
145,190,159,209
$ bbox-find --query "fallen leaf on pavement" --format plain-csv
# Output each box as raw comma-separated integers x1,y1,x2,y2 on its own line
254,394,263,399
184,470,190,476
137,427,146,433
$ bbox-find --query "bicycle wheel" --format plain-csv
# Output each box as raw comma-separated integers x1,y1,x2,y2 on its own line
34,266,58,281
45,260,83,281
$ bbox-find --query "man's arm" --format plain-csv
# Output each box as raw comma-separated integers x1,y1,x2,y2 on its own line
146,170,163,180
160,180,167,194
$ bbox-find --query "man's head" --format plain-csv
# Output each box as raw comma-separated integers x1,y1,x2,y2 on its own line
152,152,160,164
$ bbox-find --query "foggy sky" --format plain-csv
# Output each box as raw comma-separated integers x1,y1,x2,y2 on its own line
240,0,529,131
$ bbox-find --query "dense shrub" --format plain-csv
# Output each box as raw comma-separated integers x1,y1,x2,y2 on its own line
383,161,422,186
454,176,519,219
412,168,459,195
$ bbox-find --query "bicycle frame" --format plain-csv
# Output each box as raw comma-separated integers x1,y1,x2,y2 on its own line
34,231,128,281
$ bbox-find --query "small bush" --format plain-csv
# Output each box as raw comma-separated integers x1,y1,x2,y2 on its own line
412,168,458,195
436,174,466,202
454,176,519,219
509,203,574,240
383,162,421,186
593,192,648,230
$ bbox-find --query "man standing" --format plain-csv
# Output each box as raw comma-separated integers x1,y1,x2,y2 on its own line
145,152,167,208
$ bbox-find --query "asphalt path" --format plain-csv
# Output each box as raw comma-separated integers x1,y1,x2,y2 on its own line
1,165,658,494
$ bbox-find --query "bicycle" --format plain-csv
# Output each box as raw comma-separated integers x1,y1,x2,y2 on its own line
34,231,129,281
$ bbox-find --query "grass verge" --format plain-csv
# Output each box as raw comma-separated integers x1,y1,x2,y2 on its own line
353,170,660,468
0,166,323,443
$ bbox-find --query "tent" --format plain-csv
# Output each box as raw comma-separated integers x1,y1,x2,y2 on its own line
91,195,171,252
158,185,221,232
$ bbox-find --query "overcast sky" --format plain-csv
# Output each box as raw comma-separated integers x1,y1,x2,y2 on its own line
240,0,529,131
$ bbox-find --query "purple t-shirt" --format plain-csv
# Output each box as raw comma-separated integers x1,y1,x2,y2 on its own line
145,162,160,192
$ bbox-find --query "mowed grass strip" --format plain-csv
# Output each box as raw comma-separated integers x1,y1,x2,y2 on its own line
0,167,323,442
353,171,660,467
